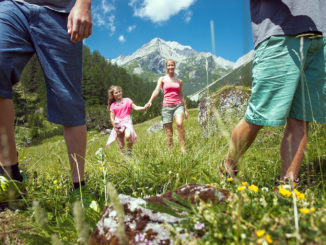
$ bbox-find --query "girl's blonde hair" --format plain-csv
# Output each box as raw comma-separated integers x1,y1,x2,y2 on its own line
107,85,122,110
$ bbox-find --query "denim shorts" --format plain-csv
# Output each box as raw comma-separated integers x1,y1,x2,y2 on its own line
0,0,85,126
245,35,326,126
162,104,185,124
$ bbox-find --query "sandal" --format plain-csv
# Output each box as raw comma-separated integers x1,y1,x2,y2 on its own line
219,159,239,178
274,177,300,187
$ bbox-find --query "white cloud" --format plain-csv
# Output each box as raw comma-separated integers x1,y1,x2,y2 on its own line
102,0,116,13
184,10,192,23
93,0,117,35
118,35,126,43
129,0,196,23
127,25,136,32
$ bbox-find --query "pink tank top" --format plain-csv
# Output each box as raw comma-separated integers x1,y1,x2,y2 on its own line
162,79,183,106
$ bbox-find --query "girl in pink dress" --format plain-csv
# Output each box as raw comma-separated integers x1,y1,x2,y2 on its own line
145,59,189,153
105,86,146,154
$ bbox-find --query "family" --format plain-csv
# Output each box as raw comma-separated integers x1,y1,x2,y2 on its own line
1,0,326,206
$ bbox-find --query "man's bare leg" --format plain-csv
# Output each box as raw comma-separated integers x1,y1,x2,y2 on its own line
280,118,308,180
224,119,263,172
63,125,87,184
0,98,20,179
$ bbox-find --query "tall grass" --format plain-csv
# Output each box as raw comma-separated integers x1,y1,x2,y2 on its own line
2,107,326,244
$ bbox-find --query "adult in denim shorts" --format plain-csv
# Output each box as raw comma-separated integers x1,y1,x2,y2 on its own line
221,0,326,182
0,0,92,198
146,59,189,153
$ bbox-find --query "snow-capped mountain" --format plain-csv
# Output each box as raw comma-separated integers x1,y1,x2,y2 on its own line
188,50,254,101
110,38,235,95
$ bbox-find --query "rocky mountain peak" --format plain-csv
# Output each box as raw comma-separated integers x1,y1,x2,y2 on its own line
110,38,236,95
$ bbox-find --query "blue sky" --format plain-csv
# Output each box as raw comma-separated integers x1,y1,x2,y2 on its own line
85,0,253,62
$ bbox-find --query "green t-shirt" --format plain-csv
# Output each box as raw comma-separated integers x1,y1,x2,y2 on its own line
15,0,75,13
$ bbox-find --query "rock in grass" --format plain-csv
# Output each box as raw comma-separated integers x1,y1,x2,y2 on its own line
198,86,251,138
147,121,163,134
89,184,229,245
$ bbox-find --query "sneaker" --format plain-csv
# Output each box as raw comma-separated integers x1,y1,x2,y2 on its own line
71,185,99,212
0,171,26,202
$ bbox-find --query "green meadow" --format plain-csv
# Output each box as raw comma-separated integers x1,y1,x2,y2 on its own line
1,107,326,244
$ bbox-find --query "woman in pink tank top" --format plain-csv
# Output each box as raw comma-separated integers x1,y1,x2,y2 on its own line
145,59,189,153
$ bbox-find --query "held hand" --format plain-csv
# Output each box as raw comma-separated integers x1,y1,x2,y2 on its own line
145,102,152,109
67,0,92,42
185,110,189,119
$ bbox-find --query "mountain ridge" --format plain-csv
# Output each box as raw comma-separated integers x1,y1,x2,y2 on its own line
109,38,236,95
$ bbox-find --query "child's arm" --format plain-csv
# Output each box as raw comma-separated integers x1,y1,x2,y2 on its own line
132,103,146,111
110,111,120,132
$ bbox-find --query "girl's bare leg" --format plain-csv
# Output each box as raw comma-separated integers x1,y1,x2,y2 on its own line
164,123,173,149
174,113,186,153
124,128,133,154
116,132,125,155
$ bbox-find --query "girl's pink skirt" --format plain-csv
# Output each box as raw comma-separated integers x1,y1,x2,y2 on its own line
106,115,136,147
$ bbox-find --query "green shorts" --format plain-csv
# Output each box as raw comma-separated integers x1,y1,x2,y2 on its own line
245,35,326,126
162,104,184,124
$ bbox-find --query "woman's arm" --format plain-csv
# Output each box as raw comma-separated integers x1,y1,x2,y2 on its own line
179,79,189,119
132,103,146,111
145,77,164,108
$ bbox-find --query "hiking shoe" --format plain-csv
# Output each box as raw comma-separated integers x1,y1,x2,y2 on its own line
0,171,26,202
71,185,99,212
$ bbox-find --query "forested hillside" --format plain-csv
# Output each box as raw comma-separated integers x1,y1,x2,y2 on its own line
13,46,163,144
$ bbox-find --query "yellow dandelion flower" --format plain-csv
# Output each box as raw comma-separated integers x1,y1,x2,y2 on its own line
238,186,246,191
299,208,310,214
256,229,266,238
36,180,40,185
279,187,292,197
56,186,61,190
265,234,273,244
227,177,233,182
241,182,247,186
248,184,258,192
99,167,103,171
294,189,305,201
53,180,58,185
299,207,315,214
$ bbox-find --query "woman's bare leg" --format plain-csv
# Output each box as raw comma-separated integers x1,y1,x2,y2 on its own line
174,113,186,153
164,123,173,149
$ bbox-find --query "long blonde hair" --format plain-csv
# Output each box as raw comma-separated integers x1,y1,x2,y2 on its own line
107,85,122,110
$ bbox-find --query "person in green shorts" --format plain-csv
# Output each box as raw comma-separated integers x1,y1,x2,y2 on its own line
220,0,326,183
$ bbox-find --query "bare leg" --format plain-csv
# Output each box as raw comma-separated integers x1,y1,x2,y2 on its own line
164,123,173,149
280,118,308,180
225,119,263,170
0,98,18,175
116,132,125,155
124,128,133,152
174,113,186,152
63,125,87,183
